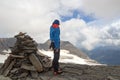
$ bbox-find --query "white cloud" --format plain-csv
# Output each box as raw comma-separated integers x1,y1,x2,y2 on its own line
81,0,120,20
81,20,120,50
61,18,87,44
61,18,120,50
60,18,101,50
0,0,120,50
61,0,82,9
80,27,101,50
0,0,61,41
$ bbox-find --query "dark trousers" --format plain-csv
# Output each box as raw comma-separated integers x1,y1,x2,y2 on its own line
52,49,60,72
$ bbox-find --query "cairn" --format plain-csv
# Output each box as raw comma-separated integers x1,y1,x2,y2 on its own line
0,32,52,80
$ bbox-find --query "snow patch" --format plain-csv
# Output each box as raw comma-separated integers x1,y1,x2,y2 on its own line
0,54,9,63
2,49,11,53
0,49,102,65
39,49,102,65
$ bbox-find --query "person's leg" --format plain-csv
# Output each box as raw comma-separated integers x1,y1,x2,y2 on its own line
52,49,60,72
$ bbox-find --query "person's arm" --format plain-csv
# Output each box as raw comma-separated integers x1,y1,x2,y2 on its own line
50,27,54,42
50,27,55,49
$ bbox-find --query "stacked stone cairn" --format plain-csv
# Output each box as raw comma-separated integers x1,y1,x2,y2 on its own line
0,32,52,80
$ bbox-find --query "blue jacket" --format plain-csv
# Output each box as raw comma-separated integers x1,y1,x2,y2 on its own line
50,26,60,49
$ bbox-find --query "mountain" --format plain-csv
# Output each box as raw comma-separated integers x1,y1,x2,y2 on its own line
1,38,120,80
0,38,16,51
0,38,99,65
0,38,88,59
89,46,120,65
38,40,89,59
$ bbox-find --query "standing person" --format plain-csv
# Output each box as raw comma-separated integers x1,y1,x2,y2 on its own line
49,19,62,75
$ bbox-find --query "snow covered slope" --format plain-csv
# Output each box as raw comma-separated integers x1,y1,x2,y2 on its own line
0,49,102,65
39,49,102,65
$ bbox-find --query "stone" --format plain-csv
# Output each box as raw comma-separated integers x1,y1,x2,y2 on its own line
21,63,36,71
29,54,43,72
107,76,118,80
22,47,37,50
41,57,52,68
26,77,36,80
10,54,24,58
24,50,35,53
0,32,52,80
30,71,38,78
3,60,15,76
0,75,12,80
21,40,33,44
0,56,12,75
10,68,19,73
18,72,28,78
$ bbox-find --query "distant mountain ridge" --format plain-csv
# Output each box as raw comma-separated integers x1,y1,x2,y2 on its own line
89,46,120,65
1,38,120,65
0,38,89,59
38,40,89,59
0,38,16,51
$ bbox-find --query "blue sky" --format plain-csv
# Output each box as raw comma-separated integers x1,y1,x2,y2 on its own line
0,0,120,50
61,10,96,23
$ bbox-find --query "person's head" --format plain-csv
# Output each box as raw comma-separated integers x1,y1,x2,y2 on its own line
52,19,60,25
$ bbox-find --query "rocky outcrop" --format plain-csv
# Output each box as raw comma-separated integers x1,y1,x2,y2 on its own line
0,32,52,80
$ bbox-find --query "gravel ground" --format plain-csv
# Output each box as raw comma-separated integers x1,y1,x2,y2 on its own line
0,63,120,80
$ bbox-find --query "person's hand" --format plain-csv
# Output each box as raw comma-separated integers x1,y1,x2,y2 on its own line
55,49,59,53
49,41,55,50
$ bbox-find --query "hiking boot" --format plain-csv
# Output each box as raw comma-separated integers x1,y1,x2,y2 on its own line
54,70,63,75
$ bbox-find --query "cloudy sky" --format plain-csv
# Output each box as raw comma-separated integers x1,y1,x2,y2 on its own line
0,0,120,50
